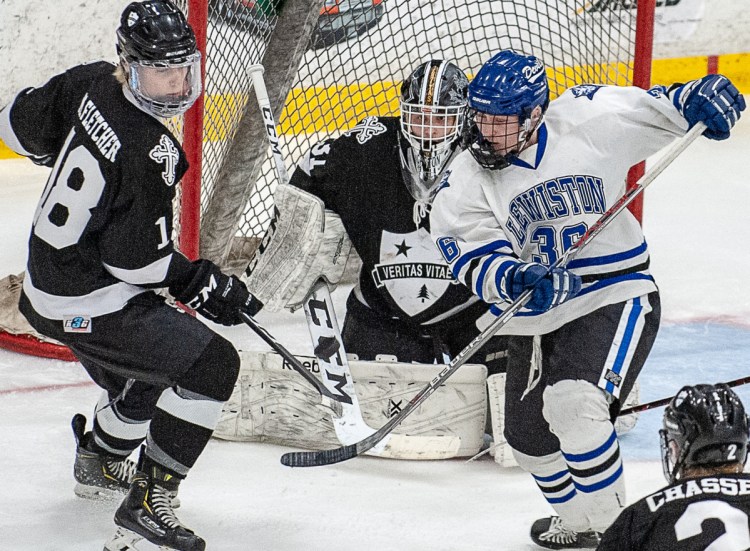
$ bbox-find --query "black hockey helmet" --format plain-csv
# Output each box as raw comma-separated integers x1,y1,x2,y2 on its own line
117,0,201,117
399,60,469,203
660,383,750,484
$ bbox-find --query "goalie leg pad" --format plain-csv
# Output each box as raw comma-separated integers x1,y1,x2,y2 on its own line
214,350,488,458
486,373,517,468
542,380,626,532
242,184,356,311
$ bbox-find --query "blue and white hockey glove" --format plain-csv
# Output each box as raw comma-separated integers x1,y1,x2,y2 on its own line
505,262,582,312
676,75,745,140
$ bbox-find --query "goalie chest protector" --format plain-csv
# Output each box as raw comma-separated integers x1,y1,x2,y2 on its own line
289,116,481,325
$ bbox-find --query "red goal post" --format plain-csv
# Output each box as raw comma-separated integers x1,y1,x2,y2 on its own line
0,0,656,361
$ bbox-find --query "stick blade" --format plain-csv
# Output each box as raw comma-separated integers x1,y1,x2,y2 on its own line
281,444,358,467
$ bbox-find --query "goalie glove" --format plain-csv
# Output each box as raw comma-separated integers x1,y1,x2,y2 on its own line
171,260,263,326
504,262,581,312
675,74,745,140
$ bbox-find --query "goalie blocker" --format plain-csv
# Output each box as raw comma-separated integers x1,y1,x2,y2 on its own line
214,350,488,459
243,184,359,312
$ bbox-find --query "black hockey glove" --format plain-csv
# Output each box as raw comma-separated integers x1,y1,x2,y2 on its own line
172,260,263,326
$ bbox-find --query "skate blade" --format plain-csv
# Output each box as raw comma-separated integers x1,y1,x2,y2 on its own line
75,482,124,501
103,526,176,551
76,483,180,508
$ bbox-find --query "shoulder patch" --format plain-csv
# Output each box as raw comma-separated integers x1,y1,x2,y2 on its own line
433,169,452,197
343,116,388,145
149,135,180,186
647,85,668,99
571,84,603,100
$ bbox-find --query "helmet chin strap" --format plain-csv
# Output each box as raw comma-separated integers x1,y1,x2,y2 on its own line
516,111,544,155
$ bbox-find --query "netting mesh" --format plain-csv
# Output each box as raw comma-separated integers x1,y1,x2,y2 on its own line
183,0,642,263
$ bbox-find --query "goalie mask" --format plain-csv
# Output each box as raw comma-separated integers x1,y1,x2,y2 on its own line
117,0,202,118
466,50,549,170
399,60,468,203
660,383,750,484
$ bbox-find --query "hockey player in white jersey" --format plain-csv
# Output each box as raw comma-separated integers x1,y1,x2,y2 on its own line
429,50,745,548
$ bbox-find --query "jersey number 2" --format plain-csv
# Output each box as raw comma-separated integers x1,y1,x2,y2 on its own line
33,129,105,249
675,500,750,550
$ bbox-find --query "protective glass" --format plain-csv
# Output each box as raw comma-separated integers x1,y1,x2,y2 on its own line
127,52,202,118
399,103,465,201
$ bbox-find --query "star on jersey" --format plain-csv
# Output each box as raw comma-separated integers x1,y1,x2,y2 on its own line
343,116,388,145
571,84,603,100
149,135,179,186
395,240,412,257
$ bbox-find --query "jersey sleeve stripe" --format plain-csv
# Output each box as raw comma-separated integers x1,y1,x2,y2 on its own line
567,241,648,269
452,239,514,274
475,254,503,300
102,254,173,285
23,270,146,320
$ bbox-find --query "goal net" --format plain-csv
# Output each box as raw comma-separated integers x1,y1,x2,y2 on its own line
0,0,654,360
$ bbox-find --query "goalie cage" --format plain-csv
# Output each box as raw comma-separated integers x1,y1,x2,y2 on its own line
0,0,656,361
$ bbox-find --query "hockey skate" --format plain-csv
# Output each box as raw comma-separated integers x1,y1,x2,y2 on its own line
72,413,136,501
104,461,205,551
530,516,601,549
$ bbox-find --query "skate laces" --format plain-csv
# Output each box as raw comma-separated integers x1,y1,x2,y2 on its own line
104,456,137,484
539,517,579,544
150,483,182,529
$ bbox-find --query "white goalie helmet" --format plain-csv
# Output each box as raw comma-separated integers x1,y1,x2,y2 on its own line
399,60,469,203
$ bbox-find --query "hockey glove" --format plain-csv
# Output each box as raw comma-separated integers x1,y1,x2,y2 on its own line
676,75,745,140
506,262,582,312
172,260,263,326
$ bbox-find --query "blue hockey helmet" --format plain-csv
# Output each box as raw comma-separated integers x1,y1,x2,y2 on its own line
466,50,549,170
660,383,750,484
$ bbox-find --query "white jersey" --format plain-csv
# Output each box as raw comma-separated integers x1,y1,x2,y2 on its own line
430,84,689,335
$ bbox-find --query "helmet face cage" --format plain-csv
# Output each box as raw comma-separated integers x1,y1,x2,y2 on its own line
117,0,202,118
465,107,539,170
466,50,549,170
125,54,202,118
399,60,469,202
660,384,750,484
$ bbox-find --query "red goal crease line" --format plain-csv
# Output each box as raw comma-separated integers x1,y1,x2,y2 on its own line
0,380,95,396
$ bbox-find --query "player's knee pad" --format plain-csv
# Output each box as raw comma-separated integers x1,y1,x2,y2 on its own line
175,334,240,402
542,379,612,449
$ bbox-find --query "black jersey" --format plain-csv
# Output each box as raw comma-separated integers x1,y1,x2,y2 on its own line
598,473,750,550
289,116,483,326
0,61,194,325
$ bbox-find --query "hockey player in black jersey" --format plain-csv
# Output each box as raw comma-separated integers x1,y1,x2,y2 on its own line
287,60,508,371
598,383,750,550
0,2,262,550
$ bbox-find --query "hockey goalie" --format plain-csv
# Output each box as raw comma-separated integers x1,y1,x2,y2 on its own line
214,60,507,460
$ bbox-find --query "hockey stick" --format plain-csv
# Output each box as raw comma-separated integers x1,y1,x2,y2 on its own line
239,311,343,402
280,122,707,467
247,65,460,458
301,280,460,457
619,373,750,416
